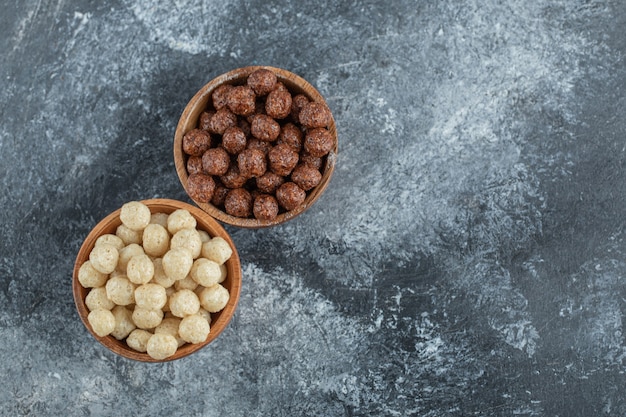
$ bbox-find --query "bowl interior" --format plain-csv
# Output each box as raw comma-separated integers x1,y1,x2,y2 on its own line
72,198,242,362
174,66,338,228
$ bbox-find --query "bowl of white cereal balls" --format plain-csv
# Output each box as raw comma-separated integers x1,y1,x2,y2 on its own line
73,199,242,362
173,66,338,228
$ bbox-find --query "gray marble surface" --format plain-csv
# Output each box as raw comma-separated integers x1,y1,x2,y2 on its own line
2,0,626,415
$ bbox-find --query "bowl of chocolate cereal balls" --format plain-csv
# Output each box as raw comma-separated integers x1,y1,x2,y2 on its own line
174,66,338,228
73,199,242,362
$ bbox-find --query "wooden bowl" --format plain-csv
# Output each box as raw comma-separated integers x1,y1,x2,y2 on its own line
174,66,338,228
72,198,242,362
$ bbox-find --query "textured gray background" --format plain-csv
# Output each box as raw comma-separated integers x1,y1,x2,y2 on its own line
1,0,626,415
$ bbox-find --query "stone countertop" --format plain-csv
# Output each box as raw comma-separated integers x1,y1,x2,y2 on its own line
1,1,625,415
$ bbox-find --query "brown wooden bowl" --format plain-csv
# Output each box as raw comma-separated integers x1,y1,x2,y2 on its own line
72,198,242,362
174,66,338,228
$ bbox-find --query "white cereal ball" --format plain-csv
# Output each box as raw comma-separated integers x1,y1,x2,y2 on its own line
117,243,145,272
116,224,143,245
152,258,176,288
170,228,203,259
168,289,200,318
87,309,116,337
135,283,167,310
167,209,196,235
190,258,222,287
142,224,170,257
162,248,193,281
199,284,230,313
126,254,155,285
110,305,136,340
85,287,115,311
197,230,211,243
132,307,164,329
155,317,185,347
201,237,233,265
219,264,227,284
178,315,211,344
150,212,169,228
89,243,119,274
95,234,124,250
126,329,153,353
120,201,151,231
78,261,108,288
197,308,212,324
105,275,136,306
174,275,198,291
146,333,178,360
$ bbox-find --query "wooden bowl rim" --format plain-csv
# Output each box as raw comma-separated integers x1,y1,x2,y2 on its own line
72,198,242,362
174,65,338,229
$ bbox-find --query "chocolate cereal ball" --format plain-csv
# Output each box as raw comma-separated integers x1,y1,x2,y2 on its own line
291,163,322,191
246,138,272,156
219,164,248,189
224,188,253,218
212,84,233,110
186,156,203,175
300,150,323,170
299,102,332,128
210,108,238,135
237,148,267,178
187,173,216,203
304,128,334,157
277,122,303,152
256,171,285,194
268,143,299,176
253,194,279,220
290,94,309,122
247,68,277,96
198,111,215,131
222,126,247,155
202,147,230,176
226,85,256,116
211,183,230,207
250,114,280,142
276,182,306,211
265,88,292,119
182,129,211,156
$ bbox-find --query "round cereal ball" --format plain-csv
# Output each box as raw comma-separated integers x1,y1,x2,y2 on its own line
300,150,323,170
170,228,203,259
78,261,108,288
201,236,233,265
126,329,152,353
150,212,169,227
105,275,136,306
291,94,309,122
304,127,334,158
212,84,234,110
256,171,285,194
116,224,143,245
186,155,203,175
187,173,216,204
162,248,194,281
174,275,198,291
197,308,212,324
85,286,115,311
198,110,215,131
211,183,230,207
198,284,230,313
190,258,222,287
120,201,151,231
167,209,197,235
250,114,280,142
142,223,170,258
247,68,277,96
155,317,185,347
218,264,227,283
276,182,306,211
268,143,299,176
202,147,230,176
253,194,279,221
89,243,119,274
277,122,303,152
95,234,124,250
197,229,211,243
151,257,177,288
110,305,136,340
182,128,212,156
226,85,256,116
132,307,164,330
246,137,272,156
219,164,248,189
117,243,145,273
291,163,322,191
237,148,267,178
209,107,238,135
169,289,200,318
179,315,211,344
88,309,116,337
224,188,253,218
299,102,332,128
127,254,155,285
146,333,178,360
222,126,247,155
135,283,168,310
265,88,292,119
